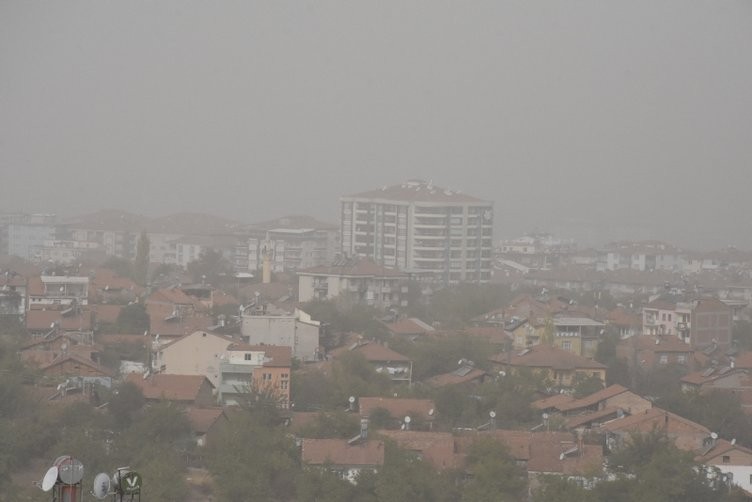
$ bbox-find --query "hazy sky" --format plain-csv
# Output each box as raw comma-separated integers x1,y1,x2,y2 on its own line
1,1,751,249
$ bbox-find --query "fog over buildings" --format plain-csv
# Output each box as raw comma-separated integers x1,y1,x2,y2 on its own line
1,1,751,249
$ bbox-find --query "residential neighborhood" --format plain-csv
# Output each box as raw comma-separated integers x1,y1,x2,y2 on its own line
2,185,752,501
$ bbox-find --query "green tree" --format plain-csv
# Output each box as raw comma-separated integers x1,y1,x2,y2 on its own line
298,410,360,439
115,303,150,334
461,440,527,502
207,412,299,501
533,476,594,502
572,373,605,398
187,248,233,285
133,231,150,287
108,381,145,429
374,442,459,502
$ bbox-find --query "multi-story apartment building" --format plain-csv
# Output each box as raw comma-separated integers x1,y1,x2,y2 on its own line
1,213,57,260
340,180,493,284
245,215,339,273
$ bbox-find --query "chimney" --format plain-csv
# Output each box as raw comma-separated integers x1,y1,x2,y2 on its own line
360,418,369,440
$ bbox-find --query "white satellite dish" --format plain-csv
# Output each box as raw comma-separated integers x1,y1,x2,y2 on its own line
711,432,718,440
348,396,356,404
55,456,84,485
41,466,58,491
428,409,435,416
542,413,549,420
489,411,496,419
404,415,411,424
92,472,111,500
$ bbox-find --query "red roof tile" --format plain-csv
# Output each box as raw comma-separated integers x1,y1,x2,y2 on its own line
125,373,212,402
301,438,385,466
491,345,606,371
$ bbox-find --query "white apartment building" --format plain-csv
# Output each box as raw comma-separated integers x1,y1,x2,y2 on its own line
340,180,493,284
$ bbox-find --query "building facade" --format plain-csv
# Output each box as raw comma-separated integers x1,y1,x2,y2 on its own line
340,180,493,284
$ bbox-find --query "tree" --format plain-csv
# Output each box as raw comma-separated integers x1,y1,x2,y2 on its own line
461,440,527,502
102,256,133,279
115,303,150,334
572,373,605,398
187,248,233,285
108,381,145,428
133,231,150,287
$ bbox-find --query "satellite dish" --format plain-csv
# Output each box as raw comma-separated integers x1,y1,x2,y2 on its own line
428,408,435,416
711,432,719,440
499,371,506,377
92,472,111,499
404,416,411,424
41,466,58,491
559,453,565,461
348,396,355,404
489,411,496,419
55,456,84,485
542,413,549,420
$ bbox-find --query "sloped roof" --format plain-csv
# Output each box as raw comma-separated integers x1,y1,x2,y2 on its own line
90,268,143,294
301,438,385,466
557,385,630,413
491,345,606,371
696,438,752,463
564,407,622,429
601,407,710,436
26,309,93,331
461,327,512,345
125,373,212,402
531,393,576,411
40,353,113,377
358,397,435,421
330,341,411,362
185,407,226,434
146,303,213,337
628,335,693,353
424,367,487,388
378,431,459,470
92,304,123,325
147,287,199,307
385,318,435,335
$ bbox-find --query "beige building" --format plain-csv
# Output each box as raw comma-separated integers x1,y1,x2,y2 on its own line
151,330,234,387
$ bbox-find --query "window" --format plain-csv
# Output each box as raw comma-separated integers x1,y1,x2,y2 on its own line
281,381,288,390
262,373,272,381
722,455,730,464
562,341,572,352
677,354,686,364
244,354,252,361
659,355,668,364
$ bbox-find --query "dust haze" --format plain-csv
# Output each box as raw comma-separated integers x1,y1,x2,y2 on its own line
1,1,751,248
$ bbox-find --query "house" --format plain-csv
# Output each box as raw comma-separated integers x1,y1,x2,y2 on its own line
424,365,488,388
151,330,235,386
680,368,752,415
490,345,607,388
642,297,732,351
599,240,681,272
357,397,435,429
601,407,711,453
378,431,459,470
461,327,512,350
333,341,413,384
88,268,143,304
40,353,113,384
241,307,321,362
536,384,652,417
301,438,385,484
218,343,292,408
20,332,99,368
185,407,227,447
27,275,89,309
298,257,409,309
697,439,752,493
606,307,642,338
125,373,216,408
551,316,605,357
25,309,94,336
384,318,435,338
616,335,697,369
146,303,213,340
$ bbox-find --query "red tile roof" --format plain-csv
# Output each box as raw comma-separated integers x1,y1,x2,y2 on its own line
491,345,606,371
385,318,435,336
601,407,709,437
424,368,487,388
40,353,114,377
301,438,385,467
378,431,459,470
92,304,123,325
26,309,94,332
358,397,435,422
557,385,630,413
531,394,576,411
146,304,213,337
185,407,226,434
125,373,212,402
